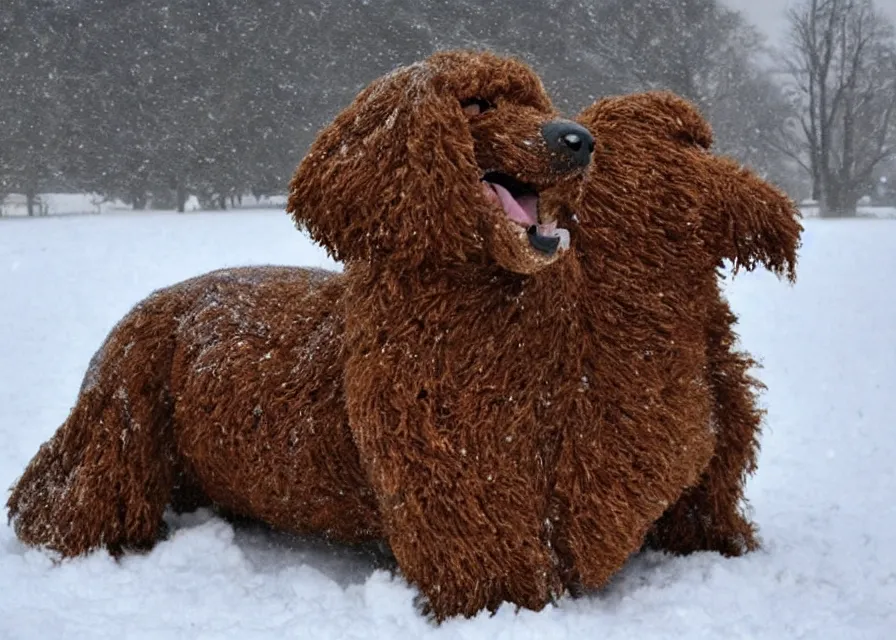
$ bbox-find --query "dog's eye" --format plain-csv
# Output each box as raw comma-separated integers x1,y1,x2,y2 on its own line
461,98,496,117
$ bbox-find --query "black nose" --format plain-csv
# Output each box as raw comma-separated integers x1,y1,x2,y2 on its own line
541,120,594,168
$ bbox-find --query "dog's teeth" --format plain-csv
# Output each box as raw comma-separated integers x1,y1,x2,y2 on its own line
553,229,570,250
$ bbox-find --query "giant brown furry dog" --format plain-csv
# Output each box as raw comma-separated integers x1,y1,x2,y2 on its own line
7,53,801,621
7,50,594,619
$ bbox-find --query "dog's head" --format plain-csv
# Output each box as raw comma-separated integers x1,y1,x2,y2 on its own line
287,50,593,274
545,91,801,280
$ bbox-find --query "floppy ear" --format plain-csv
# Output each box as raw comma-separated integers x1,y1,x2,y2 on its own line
641,91,715,149
582,91,714,151
286,60,482,266
580,91,801,281
635,93,802,280
701,158,803,281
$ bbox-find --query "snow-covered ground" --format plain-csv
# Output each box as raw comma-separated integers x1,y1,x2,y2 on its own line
0,192,131,217
1,210,894,639
800,204,896,219
1,193,289,217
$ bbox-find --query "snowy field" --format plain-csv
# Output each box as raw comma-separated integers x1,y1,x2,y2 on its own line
1,210,894,639
800,204,896,219
0,193,289,217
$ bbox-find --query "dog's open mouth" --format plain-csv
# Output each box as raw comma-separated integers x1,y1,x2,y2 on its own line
481,172,570,257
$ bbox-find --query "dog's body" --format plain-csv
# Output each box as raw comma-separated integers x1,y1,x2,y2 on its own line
165,268,379,541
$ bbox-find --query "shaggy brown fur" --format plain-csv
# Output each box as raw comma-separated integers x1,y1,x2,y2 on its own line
538,92,801,591
7,59,800,620
7,51,590,620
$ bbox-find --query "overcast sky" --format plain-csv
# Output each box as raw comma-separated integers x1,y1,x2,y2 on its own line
724,0,896,43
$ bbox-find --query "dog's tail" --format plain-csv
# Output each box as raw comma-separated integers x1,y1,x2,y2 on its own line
6,289,185,558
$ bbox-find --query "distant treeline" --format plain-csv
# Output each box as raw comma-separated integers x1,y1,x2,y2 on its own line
1,0,894,215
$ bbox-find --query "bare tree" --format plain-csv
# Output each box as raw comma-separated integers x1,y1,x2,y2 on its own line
780,0,896,217
580,0,753,105
576,0,798,186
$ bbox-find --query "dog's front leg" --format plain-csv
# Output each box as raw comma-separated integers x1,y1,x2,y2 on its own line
344,358,558,621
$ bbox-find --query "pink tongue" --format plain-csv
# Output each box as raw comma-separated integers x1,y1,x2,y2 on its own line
486,181,538,226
